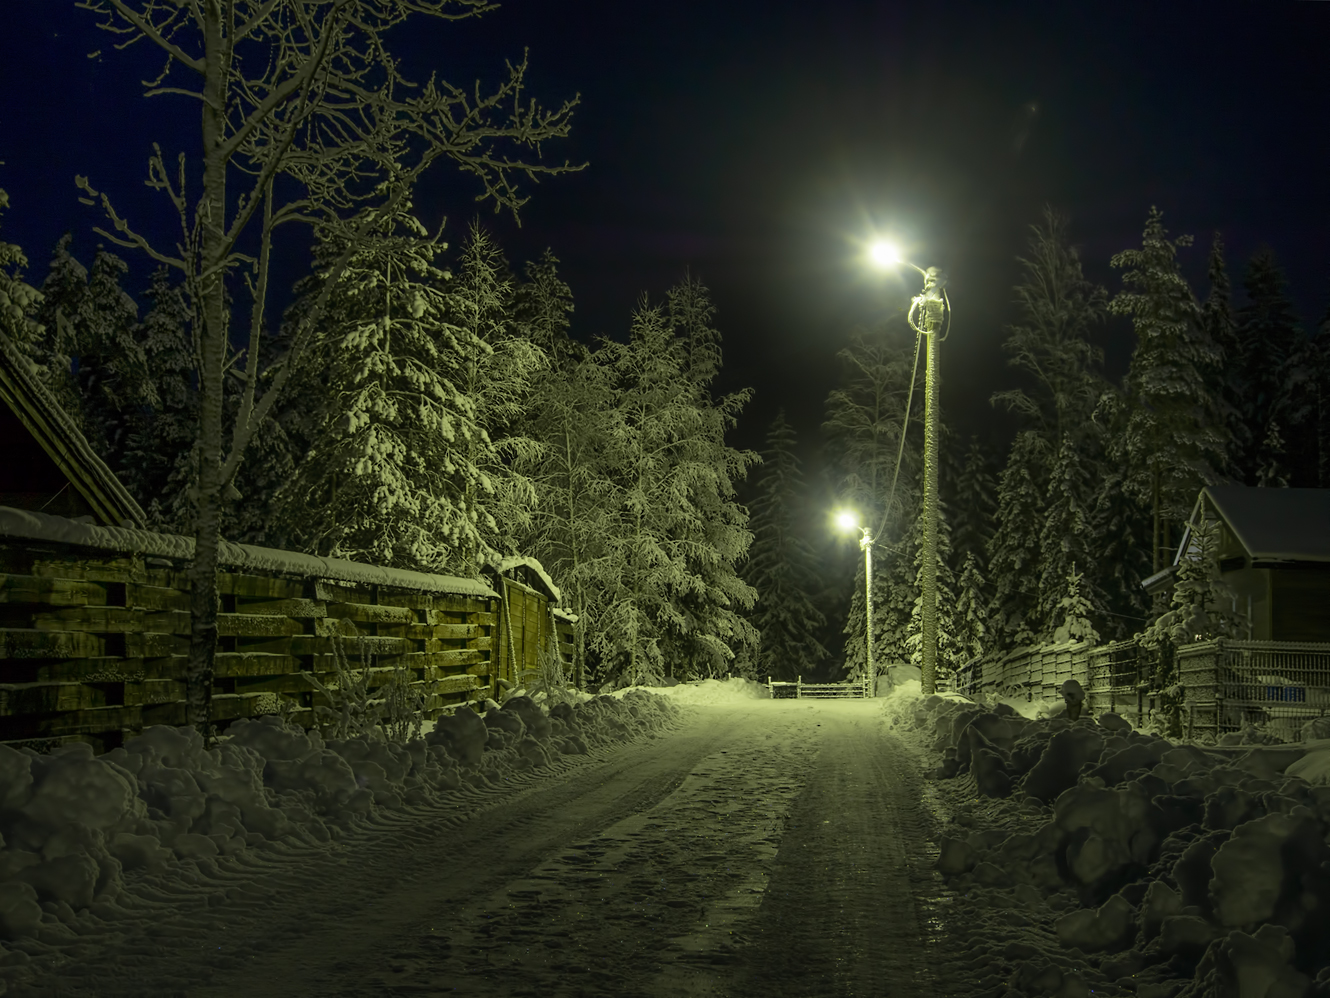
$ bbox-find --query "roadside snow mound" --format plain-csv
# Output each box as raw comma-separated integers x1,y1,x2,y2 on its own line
911,693,1330,997
630,677,770,705
0,691,682,941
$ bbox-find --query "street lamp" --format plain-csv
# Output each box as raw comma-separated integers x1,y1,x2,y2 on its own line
869,240,949,695
835,509,875,696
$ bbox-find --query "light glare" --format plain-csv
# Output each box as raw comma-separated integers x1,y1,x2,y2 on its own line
870,241,901,268
835,509,860,532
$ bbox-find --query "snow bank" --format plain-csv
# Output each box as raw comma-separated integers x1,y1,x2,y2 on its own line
904,691,1330,997
0,691,682,941
618,677,770,706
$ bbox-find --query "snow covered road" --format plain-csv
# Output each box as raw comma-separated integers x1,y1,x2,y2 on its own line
30,699,944,998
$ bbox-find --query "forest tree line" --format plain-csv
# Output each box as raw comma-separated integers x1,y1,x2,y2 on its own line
4,192,1329,691
750,208,1330,685
0,194,757,691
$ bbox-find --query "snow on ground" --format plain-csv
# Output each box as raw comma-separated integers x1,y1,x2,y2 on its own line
12,674,1330,997
885,681,1330,998
0,691,681,990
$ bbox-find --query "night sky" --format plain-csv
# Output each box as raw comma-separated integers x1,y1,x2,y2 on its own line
3,1,1328,475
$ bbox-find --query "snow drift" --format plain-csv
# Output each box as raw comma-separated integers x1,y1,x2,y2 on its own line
0,691,681,942
905,689,1330,997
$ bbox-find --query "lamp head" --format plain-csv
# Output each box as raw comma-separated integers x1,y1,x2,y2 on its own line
869,241,901,269
835,509,860,533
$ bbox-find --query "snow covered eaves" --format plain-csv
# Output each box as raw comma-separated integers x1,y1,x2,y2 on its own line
0,506,497,598
491,554,562,605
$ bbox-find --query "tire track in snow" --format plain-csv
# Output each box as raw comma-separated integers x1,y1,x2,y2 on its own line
720,706,942,998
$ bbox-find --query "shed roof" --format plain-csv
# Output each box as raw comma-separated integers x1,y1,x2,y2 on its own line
0,331,147,529
1198,485,1330,563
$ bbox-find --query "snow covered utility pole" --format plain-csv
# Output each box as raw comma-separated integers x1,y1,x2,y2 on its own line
835,509,874,696
869,243,950,695
913,267,948,695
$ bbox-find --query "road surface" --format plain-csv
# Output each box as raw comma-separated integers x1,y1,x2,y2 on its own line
29,699,948,998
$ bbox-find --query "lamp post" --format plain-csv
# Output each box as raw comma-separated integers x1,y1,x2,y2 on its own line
836,510,874,696
869,242,949,695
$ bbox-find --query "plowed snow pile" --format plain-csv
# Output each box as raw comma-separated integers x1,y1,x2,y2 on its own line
887,682,1330,998
0,691,681,956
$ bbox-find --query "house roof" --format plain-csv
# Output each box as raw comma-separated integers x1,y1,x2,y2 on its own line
0,331,147,529
1198,485,1330,564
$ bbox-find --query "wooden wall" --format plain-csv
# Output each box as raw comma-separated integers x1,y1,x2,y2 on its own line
0,538,571,753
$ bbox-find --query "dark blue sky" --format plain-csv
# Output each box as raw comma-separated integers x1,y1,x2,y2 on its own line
2,1,1328,464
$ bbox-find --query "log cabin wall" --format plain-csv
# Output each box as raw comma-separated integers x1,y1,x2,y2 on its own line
0,534,529,753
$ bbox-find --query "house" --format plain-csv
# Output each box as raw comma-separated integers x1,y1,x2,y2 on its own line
1144,485,1330,642
0,332,146,528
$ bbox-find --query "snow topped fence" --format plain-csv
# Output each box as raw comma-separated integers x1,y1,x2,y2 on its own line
0,506,574,752
957,637,1330,744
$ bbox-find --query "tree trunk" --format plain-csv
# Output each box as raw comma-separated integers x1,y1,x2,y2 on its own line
186,5,229,737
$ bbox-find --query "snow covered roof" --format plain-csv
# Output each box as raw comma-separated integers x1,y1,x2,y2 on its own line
0,506,497,598
1197,485,1330,564
491,554,562,605
0,331,147,529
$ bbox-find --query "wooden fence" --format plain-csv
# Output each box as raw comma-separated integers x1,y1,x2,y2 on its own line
0,510,574,752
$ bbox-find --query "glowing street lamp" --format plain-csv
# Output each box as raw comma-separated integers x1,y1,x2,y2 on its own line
835,509,874,696
868,238,949,695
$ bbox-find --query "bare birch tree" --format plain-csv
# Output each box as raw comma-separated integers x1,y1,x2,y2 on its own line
72,0,580,733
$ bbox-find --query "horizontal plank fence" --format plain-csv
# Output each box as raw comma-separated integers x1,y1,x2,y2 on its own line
0,521,573,753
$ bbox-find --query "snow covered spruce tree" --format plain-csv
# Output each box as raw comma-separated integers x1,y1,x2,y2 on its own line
0,192,44,356
513,251,610,687
277,204,495,569
949,436,998,573
443,221,547,568
74,0,579,732
1199,232,1247,483
987,430,1046,649
120,266,196,529
823,320,921,680
593,279,757,687
1107,207,1227,577
1234,246,1303,486
35,236,151,473
743,411,827,683
989,209,1111,647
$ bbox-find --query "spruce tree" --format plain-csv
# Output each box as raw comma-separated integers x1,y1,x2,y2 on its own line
991,208,1108,446
824,320,921,677
987,430,1046,649
1200,232,1246,480
277,207,495,571
1035,435,1107,639
954,551,989,673
951,436,998,572
744,411,828,682
1235,246,1302,484
444,221,546,565
120,266,196,529
594,283,757,686
0,190,44,361
1109,207,1227,573
36,236,149,466
1050,563,1099,644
